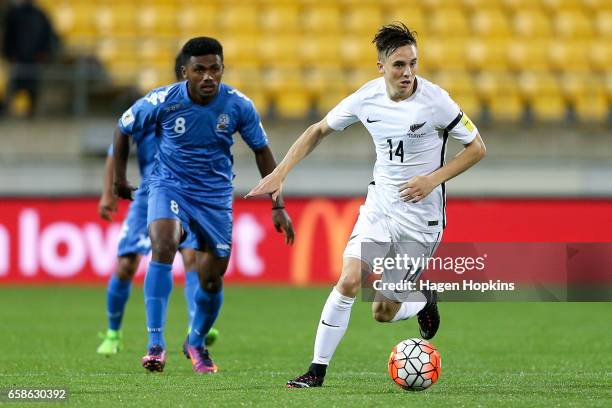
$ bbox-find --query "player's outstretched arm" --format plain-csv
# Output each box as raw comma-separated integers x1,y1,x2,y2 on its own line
252,145,295,245
400,133,486,203
246,118,335,199
98,153,117,221
112,127,136,200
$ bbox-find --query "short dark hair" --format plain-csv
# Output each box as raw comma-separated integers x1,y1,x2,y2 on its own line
181,36,223,62
174,52,184,81
372,22,418,60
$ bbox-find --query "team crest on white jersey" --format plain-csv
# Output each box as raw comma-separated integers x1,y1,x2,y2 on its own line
216,114,230,130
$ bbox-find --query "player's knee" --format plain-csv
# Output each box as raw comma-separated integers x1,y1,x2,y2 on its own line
150,239,178,263
336,273,361,297
200,275,223,293
116,255,139,281
372,302,394,323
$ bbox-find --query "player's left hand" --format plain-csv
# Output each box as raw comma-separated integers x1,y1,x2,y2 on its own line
399,175,436,203
272,208,295,245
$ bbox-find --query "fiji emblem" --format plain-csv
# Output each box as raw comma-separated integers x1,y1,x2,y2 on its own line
216,113,230,130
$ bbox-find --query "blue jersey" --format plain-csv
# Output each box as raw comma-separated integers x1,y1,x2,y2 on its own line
117,81,268,198
108,118,157,184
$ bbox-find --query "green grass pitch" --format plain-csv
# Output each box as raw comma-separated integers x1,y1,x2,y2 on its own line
0,286,611,407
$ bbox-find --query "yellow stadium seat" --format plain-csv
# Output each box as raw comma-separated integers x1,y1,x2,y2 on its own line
344,6,384,36
345,68,379,94
275,88,312,119
259,4,300,33
218,4,259,35
553,10,594,39
502,0,543,10
471,8,512,38
97,4,140,38
513,9,553,37
302,5,342,34
177,4,221,38
138,5,178,39
259,35,301,68
548,41,591,73
303,66,345,99
221,34,261,68
51,2,96,40
574,80,608,123
339,35,378,69
430,72,480,117
520,72,566,121
300,35,342,67
430,8,470,36
263,67,302,99
507,40,551,72
595,11,612,38
583,0,612,11
477,73,523,121
590,40,612,73
383,8,426,38
462,0,505,10
222,66,263,96
420,37,469,71
467,38,510,72
541,0,587,11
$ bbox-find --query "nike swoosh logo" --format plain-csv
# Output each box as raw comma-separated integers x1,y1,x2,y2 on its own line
321,320,340,328
410,122,426,132
366,118,381,123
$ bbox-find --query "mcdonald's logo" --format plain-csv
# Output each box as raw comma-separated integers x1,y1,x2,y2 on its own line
290,198,363,285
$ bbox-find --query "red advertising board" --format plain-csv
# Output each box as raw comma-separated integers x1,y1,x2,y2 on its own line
0,197,611,284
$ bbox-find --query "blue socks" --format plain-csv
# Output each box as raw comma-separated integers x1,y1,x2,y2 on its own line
106,275,132,331
144,261,173,349
188,287,223,348
184,271,199,330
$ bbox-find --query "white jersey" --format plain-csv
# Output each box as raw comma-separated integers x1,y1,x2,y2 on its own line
326,76,478,232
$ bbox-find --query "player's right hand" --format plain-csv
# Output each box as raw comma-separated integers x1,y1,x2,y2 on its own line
98,195,117,221
114,180,137,201
245,172,283,201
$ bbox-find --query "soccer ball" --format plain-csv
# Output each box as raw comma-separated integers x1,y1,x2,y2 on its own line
388,338,441,391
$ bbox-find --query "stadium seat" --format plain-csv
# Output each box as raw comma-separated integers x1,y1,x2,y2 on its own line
471,8,512,38
574,81,609,123
263,67,302,99
51,2,96,40
176,4,221,39
589,40,612,73
520,72,566,121
383,7,426,37
302,4,342,34
138,5,178,39
300,35,342,67
221,34,262,68
595,10,612,38
218,3,259,35
430,72,480,117
430,8,470,36
553,10,594,39
344,6,384,36
502,0,544,11
302,65,344,99
259,34,301,68
339,35,378,69
421,37,469,71
259,3,300,33
507,40,551,72
462,0,505,10
513,9,553,37
467,38,510,72
541,0,587,11
475,72,523,121
345,68,379,94
548,41,591,73
275,88,312,119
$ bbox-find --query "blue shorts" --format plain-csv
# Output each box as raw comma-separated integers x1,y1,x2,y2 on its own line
147,184,232,258
117,185,196,257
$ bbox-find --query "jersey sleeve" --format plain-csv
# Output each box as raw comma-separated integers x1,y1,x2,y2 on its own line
117,91,164,136
237,98,269,151
325,91,361,131
433,89,478,144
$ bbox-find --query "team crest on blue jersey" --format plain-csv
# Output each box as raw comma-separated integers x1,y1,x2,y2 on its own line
216,114,230,131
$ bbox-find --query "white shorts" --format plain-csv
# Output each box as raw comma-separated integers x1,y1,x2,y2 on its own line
344,184,442,302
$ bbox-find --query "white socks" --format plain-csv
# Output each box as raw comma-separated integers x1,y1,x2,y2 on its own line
312,288,355,365
390,291,427,322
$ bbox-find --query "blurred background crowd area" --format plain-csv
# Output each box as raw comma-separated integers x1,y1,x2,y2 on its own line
0,0,610,197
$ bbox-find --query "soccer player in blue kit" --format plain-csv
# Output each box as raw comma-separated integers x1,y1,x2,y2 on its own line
97,53,218,356
113,37,295,373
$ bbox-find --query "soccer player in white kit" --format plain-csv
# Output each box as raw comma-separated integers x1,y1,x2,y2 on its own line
247,23,486,388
